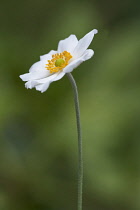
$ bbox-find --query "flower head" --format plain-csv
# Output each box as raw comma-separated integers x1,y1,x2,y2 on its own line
20,29,98,93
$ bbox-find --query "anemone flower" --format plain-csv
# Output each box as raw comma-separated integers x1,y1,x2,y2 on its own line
20,29,98,93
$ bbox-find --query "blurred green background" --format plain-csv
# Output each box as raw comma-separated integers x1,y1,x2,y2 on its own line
0,0,140,209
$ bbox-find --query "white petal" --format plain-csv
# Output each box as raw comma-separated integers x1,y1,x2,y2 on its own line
29,60,46,73
24,74,56,90
63,49,94,73
20,73,33,82
57,35,78,54
35,83,50,93
73,29,98,59
35,71,65,93
20,70,49,81
48,50,58,56
25,80,39,89
40,50,57,61
20,60,51,81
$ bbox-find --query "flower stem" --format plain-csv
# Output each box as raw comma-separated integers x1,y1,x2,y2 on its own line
66,73,83,210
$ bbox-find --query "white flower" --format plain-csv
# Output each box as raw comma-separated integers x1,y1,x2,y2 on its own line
20,29,98,93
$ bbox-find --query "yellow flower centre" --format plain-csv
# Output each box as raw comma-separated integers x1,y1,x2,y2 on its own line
46,51,72,73
55,58,65,67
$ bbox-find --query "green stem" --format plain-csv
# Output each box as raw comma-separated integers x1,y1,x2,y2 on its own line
67,73,83,210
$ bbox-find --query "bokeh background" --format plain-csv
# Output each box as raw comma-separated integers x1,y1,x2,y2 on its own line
0,0,140,209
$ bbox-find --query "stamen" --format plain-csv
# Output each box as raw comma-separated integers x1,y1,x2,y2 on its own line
46,51,72,73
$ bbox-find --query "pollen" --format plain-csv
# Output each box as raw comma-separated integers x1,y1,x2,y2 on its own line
46,51,72,73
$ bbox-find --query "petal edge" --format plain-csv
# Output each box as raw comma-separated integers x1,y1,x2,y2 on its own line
73,29,97,58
